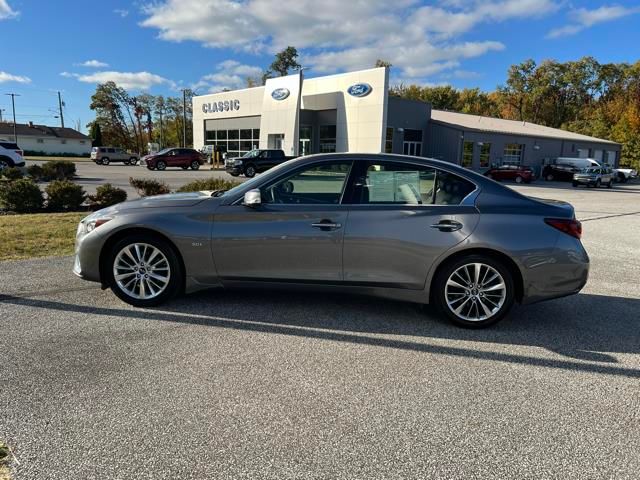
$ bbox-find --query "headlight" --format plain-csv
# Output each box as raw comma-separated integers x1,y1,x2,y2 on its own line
234,159,243,166
78,216,112,236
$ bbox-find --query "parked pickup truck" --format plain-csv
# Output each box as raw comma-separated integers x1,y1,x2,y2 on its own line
225,149,294,177
613,167,637,183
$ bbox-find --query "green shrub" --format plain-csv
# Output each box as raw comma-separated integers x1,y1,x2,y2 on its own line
0,178,44,213
88,183,127,208
46,180,86,211
1,167,24,181
41,160,76,180
177,177,240,193
129,177,171,197
27,164,44,181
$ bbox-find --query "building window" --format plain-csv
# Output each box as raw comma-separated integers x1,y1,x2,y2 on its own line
37,138,44,144
204,122,260,157
402,129,422,156
479,143,491,168
462,141,474,168
80,140,86,145
503,144,524,165
384,127,394,153
319,125,336,153
61,139,67,144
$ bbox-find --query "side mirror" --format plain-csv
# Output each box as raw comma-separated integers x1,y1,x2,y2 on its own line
243,189,261,207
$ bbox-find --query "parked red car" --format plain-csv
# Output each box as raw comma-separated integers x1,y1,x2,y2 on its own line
484,165,535,183
140,148,205,171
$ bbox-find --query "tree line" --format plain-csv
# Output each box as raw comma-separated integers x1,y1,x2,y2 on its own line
390,57,640,169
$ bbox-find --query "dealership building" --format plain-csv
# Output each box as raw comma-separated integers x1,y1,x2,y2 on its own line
192,67,620,169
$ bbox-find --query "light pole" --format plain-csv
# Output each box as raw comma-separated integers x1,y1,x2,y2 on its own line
4,93,20,143
181,89,188,148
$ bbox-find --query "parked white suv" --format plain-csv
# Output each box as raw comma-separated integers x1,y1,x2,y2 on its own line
91,146,139,165
0,140,25,171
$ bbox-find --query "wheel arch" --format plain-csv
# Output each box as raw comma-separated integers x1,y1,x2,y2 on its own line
428,247,524,303
99,227,186,291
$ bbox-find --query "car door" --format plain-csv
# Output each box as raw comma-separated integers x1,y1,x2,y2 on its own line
165,149,180,167
212,160,354,282
342,159,479,289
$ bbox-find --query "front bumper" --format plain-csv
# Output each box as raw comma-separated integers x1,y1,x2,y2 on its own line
225,165,243,175
573,177,598,185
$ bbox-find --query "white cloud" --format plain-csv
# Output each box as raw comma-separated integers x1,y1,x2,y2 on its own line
193,60,264,92
75,71,174,90
77,59,110,68
114,8,129,17
547,4,640,38
0,71,31,84
60,71,76,78
141,0,560,81
0,0,17,20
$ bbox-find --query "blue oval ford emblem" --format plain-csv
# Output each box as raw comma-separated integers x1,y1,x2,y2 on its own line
271,88,290,101
347,83,372,97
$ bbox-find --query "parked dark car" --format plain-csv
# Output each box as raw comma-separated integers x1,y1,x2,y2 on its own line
225,149,295,177
74,153,589,328
484,165,535,183
140,148,205,171
542,164,581,182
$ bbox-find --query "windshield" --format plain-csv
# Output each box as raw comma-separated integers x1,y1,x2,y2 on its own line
156,148,173,155
242,149,261,158
220,157,301,198
583,168,599,173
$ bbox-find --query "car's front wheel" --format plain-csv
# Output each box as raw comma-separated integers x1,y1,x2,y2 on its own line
433,255,515,328
102,157,110,166
107,234,183,307
515,175,523,183
190,160,200,170
244,164,257,177
156,160,167,171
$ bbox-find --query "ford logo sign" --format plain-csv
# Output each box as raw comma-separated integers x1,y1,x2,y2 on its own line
347,83,372,97
271,88,290,101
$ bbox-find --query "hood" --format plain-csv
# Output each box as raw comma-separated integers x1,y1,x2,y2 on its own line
99,191,213,214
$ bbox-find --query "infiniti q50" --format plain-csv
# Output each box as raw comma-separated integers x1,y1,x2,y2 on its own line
74,154,589,327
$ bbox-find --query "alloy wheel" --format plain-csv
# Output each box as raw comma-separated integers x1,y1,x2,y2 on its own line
444,262,507,322
113,243,171,300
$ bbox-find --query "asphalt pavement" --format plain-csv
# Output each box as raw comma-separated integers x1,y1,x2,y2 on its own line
1,181,639,479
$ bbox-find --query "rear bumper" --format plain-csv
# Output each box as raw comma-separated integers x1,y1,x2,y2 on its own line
521,238,590,305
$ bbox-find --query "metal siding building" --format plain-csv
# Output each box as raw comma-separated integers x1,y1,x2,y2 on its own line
426,110,621,170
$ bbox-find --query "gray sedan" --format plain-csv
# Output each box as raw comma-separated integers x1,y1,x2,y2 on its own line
74,154,589,327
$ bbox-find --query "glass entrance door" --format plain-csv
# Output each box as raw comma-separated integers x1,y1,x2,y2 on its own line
299,126,312,156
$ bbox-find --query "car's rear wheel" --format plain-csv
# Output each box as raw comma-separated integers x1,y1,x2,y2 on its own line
102,157,110,166
572,181,578,187
546,173,554,181
244,164,257,177
433,255,515,328
156,160,167,171
130,157,138,165
0,157,11,171
107,234,183,307
190,160,200,170
515,175,523,183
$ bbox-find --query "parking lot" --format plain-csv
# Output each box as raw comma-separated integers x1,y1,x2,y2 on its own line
1,174,639,478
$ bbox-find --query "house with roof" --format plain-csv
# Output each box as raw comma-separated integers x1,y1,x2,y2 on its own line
426,109,621,171
0,122,92,156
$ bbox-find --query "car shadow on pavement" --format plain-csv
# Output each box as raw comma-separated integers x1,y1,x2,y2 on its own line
2,289,639,379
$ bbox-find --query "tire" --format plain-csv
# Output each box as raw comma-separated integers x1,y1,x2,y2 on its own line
181,166,189,170
229,173,239,177
546,174,554,181
102,157,110,166
487,173,493,180
595,179,601,188
572,181,578,187
130,157,138,165
515,175,523,184
433,254,515,328
244,164,257,178
0,157,11,172
156,160,167,171
123,160,131,166
190,160,200,170
607,179,613,189
107,234,183,308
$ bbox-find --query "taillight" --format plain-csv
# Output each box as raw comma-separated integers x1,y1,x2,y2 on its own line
545,218,582,239
15,150,23,158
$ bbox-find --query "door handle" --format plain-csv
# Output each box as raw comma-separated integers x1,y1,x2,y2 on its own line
430,220,463,232
311,220,342,230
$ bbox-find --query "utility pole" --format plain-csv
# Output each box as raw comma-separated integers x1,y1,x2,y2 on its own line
57,91,65,128
5,93,20,143
158,106,164,149
181,89,187,147
0,108,4,122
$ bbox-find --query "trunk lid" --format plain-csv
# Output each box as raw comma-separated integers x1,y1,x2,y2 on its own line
526,196,576,218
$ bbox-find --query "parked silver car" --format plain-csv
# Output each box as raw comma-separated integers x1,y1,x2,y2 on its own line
74,154,589,327
91,146,139,165
572,166,615,188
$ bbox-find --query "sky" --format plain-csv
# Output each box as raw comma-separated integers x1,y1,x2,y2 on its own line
0,0,639,133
